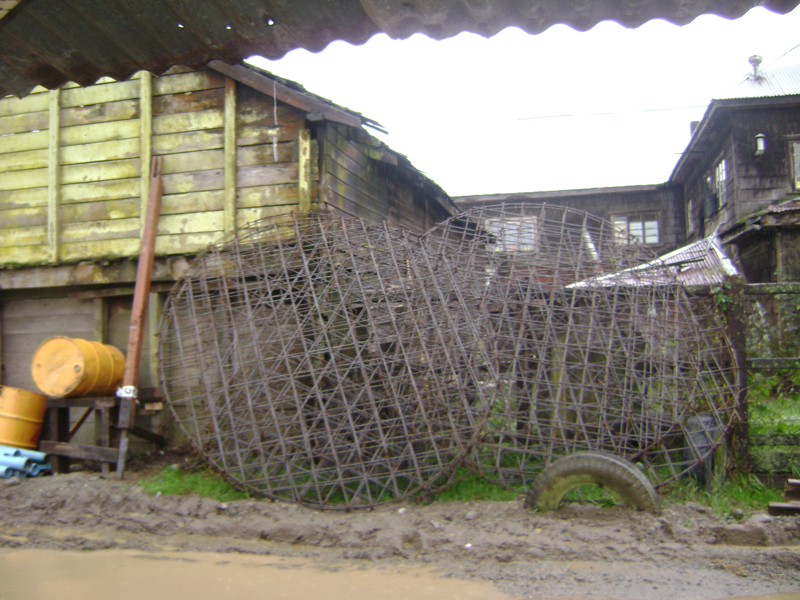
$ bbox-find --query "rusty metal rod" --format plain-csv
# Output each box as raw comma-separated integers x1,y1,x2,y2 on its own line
116,155,163,479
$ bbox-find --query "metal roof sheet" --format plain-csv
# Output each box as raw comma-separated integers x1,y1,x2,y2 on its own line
767,198,800,213
1,0,799,99
569,235,738,289
721,43,800,99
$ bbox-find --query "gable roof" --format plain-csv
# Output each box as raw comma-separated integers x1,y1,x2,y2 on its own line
1,0,799,99
208,61,379,132
670,45,800,185
721,44,800,99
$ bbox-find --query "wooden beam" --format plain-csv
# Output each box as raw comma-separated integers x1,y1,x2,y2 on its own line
298,128,312,213
725,275,749,474
744,282,800,295
92,297,108,343
747,357,800,370
140,71,153,237
208,61,363,129
223,77,237,234
129,425,167,448
39,440,119,463
47,88,60,263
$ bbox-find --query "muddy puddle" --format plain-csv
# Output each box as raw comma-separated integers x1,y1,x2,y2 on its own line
0,549,514,600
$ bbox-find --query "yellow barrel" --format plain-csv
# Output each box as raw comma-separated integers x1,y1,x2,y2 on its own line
31,337,125,398
0,386,47,449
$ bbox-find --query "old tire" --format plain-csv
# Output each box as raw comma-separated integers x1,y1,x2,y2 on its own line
525,452,661,514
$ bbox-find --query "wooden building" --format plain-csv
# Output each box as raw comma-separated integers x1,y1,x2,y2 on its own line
0,62,458,445
455,184,685,256
721,199,800,284
670,49,800,251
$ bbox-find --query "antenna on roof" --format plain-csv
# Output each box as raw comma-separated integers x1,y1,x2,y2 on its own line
749,55,763,80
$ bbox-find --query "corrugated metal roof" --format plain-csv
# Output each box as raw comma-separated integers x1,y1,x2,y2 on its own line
569,235,738,289
767,198,800,213
670,44,800,185
1,0,799,99
721,43,800,99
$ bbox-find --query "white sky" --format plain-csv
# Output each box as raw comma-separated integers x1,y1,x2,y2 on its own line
248,6,800,197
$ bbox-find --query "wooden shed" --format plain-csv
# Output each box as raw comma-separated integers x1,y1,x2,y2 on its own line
0,62,458,446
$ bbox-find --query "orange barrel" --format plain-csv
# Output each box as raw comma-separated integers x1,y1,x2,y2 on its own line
31,337,125,398
0,386,47,449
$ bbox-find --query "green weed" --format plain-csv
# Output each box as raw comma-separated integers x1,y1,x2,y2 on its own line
140,466,249,502
660,475,783,516
432,470,523,503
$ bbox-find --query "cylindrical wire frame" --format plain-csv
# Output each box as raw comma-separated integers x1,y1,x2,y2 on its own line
159,213,495,509
423,203,738,487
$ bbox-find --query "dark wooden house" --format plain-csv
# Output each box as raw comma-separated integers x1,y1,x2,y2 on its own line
670,48,800,261
0,62,458,446
455,183,685,256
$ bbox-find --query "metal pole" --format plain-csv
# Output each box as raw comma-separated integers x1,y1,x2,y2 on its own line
116,156,163,479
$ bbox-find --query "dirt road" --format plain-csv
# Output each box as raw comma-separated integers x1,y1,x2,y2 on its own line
0,470,798,599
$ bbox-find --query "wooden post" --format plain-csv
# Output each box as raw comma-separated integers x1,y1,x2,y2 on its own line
298,128,312,213
726,275,750,473
223,77,237,233
117,156,163,479
140,71,153,237
47,88,60,263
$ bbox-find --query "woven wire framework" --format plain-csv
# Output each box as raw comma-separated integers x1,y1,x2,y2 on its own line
159,213,494,509
423,203,738,487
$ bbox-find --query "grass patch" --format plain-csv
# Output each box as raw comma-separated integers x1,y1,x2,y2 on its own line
660,475,783,516
140,466,249,502
432,471,523,503
561,485,620,507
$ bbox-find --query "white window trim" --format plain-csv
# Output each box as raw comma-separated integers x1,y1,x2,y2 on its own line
612,214,660,245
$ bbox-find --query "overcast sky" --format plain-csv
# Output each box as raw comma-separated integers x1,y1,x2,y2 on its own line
248,6,800,198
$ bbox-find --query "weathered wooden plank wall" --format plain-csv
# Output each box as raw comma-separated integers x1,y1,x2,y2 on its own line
320,122,450,233
1,298,95,392
0,85,50,265
322,122,389,224
733,107,800,218
0,67,318,267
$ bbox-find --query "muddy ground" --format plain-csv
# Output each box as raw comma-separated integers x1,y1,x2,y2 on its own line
1,459,799,600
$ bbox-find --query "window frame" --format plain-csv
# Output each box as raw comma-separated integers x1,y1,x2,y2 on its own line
790,138,800,190
714,158,727,207
612,213,660,245
484,216,539,253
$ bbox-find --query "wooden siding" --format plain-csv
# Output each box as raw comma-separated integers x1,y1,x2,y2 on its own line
320,123,451,233
683,104,800,243
0,67,318,268
456,185,684,255
0,85,50,265
732,107,800,218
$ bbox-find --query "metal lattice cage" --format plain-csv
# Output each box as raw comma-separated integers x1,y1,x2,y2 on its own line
159,212,494,509
423,203,738,487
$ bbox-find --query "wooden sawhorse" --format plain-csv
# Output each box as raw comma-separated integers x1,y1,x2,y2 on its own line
40,396,166,477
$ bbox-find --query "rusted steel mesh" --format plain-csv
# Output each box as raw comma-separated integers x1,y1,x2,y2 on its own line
159,213,493,509
423,203,738,487
160,206,738,508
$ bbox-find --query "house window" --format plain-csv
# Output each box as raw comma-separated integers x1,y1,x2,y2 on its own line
715,158,727,205
612,214,659,245
485,217,538,252
686,199,695,236
793,141,800,189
